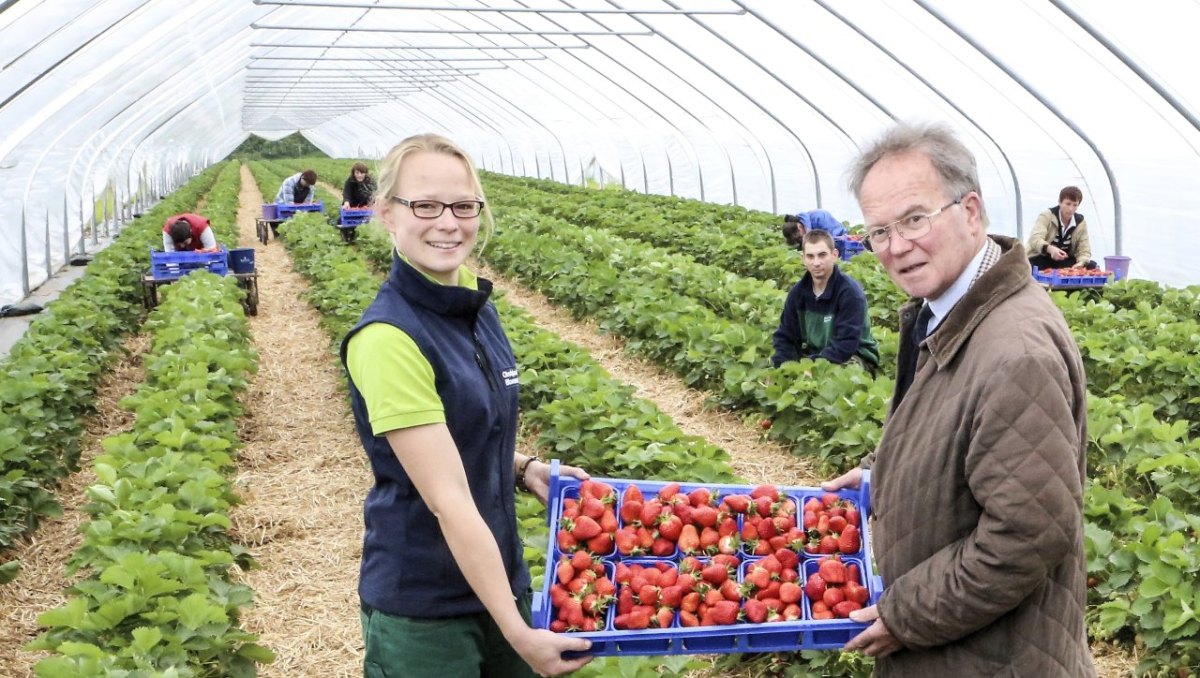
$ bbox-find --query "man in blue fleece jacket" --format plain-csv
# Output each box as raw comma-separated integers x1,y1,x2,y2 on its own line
772,229,880,370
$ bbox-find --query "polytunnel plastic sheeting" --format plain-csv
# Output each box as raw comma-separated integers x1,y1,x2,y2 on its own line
2,0,1199,307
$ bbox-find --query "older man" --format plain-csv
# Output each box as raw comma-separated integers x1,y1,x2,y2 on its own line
823,122,1094,676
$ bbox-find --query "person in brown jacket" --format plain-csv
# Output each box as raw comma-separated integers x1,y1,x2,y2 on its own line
824,121,1095,676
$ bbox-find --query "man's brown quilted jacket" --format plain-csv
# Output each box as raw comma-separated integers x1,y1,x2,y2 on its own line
863,236,1095,676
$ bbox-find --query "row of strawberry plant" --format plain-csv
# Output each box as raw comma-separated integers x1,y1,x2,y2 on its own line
29,269,272,675
0,164,231,584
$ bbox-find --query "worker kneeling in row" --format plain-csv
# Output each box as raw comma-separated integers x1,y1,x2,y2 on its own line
772,229,880,372
162,213,218,252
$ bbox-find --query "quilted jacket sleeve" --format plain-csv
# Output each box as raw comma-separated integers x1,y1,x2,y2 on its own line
1027,210,1054,255
877,351,1084,648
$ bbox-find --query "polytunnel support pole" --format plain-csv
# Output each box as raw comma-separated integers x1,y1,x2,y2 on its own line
91,188,99,247
20,208,30,297
45,206,52,279
62,194,70,261
916,1,1121,254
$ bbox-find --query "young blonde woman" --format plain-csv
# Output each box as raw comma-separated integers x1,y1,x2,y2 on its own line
340,133,592,678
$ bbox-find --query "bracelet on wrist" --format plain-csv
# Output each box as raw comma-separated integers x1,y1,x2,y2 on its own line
516,455,540,491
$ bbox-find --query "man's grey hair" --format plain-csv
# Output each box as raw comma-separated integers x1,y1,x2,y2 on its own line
847,121,989,228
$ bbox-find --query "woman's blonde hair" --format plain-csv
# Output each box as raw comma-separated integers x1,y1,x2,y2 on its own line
373,133,494,251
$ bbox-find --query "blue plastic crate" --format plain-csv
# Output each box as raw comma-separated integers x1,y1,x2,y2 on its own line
534,463,882,655
276,200,324,219
339,207,373,227
149,246,229,281
1031,264,1110,287
833,236,866,261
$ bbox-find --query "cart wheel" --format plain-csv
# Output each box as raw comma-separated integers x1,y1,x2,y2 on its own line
348,227,358,244
256,219,268,245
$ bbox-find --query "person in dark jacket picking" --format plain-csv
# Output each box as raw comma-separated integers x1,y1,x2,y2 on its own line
772,229,879,371
824,122,1094,676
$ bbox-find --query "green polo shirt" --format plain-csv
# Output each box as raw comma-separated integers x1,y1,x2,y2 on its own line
346,263,478,436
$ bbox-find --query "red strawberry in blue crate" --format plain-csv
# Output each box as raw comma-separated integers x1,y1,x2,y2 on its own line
620,498,642,525
556,557,574,585
702,599,739,626
640,499,665,526
657,513,683,542
838,524,861,554
587,532,614,555
658,482,682,502
701,562,729,586
654,606,674,629
678,524,701,554
779,581,803,605
818,556,847,584
751,484,780,502
720,492,748,513
719,579,741,602
743,598,768,624
774,547,799,571
557,528,578,552
571,515,602,541
650,537,675,557
688,487,712,507
804,572,826,602
692,505,719,529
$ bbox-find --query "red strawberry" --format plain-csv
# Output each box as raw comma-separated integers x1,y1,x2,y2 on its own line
615,527,639,555
580,495,605,520
779,582,802,604
556,529,578,552
678,524,700,554
571,550,592,572
833,600,863,618
681,591,700,613
599,510,618,534
774,548,799,571
750,484,779,501
845,505,861,526
823,586,845,608
721,494,751,514
620,499,643,525
743,598,768,624
572,515,602,540
844,581,870,605
657,514,683,542
556,557,574,585
803,497,823,513
623,484,644,504
804,573,826,602
688,487,712,507
745,566,771,591
819,535,839,554
659,585,685,609
717,535,739,555
679,610,700,627
713,554,741,570
587,532,614,555
828,515,847,534
818,557,847,584
838,524,861,553
719,579,740,602
702,563,729,585
658,483,681,502
640,499,664,526
699,527,721,553
650,537,675,557
550,619,568,633
754,495,774,518
672,502,693,526
705,600,739,626
654,606,674,628
692,505,719,529
581,593,600,615
595,577,616,597
821,493,840,508
782,603,801,621
617,587,635,614
847,563,861,584
638,584,659,606
717,516,738,538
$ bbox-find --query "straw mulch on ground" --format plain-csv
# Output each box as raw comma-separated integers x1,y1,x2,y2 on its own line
0,333,148,676
227,166,370,678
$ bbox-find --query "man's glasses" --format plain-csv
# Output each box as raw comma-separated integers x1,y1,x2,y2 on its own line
863,197,963,253
390,196,484,219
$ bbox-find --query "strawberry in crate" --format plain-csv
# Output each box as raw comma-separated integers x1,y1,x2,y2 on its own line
731,484,803,557
739,550,803,624
549,550,616,632
613,561,682,630
557,480,618,556
798,493,862,556
676,554,743,627
804,555,870,620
